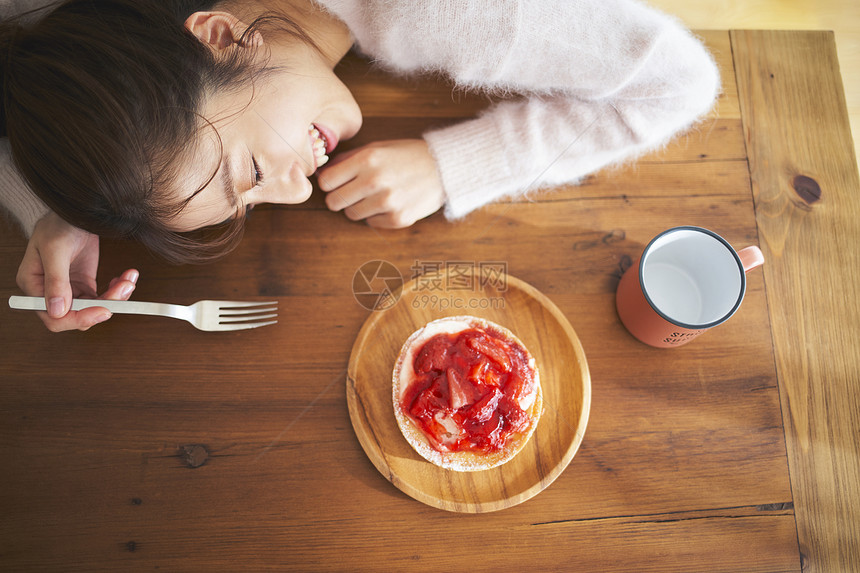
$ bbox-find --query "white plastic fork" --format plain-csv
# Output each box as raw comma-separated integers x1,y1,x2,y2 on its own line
8,296,278,332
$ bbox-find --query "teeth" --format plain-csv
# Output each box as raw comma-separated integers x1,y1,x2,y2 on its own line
309,125,329,168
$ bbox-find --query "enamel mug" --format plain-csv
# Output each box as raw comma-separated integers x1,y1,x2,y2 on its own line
616,226,764,348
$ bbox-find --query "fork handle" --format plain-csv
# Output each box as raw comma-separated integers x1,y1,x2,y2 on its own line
8,295,170,316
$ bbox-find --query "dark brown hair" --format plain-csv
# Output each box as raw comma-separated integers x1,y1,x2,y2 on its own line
1,0,307,263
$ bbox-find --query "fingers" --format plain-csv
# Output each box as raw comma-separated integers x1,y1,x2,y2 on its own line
333,183,391,221
318,161,363,212
327,180,416,227
16,240,47,297
16,235,76,319
103,269,140,301
41,257,76,319
36,234,85,319
14,214,122,332
319,150,393,217
365,212,415,229
18,269,140,334
40,269,140,332
324,182,367,215
317,140,445,228
316,147,361,188
35,308,113,333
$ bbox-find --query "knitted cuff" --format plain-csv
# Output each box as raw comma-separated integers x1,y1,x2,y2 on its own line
423,115,520,220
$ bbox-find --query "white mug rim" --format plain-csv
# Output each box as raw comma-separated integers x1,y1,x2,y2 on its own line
638,226,746,329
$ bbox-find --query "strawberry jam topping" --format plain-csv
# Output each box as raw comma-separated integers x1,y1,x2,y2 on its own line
401,327,536,453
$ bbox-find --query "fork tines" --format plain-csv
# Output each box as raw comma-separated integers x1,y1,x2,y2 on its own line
218,301,278,326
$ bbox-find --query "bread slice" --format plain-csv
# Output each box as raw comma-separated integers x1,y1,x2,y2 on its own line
393,316,542,472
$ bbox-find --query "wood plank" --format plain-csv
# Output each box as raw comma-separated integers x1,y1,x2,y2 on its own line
0,493,801,572
336,51,495,119
78,165,756,301
0,27,809,572
732,30,860,573
654,1,860,185
699,30,741,120
0,174,793,569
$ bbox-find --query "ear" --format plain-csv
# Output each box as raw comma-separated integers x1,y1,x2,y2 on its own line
184,11,253,50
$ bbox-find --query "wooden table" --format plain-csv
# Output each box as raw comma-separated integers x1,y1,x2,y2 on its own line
1,31,858,572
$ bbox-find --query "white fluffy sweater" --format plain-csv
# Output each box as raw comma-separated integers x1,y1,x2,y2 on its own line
0,0,719,234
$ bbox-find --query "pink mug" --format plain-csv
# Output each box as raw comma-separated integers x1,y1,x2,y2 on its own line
616,226,764,348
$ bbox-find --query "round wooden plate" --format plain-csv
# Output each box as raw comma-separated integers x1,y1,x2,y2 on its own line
346,269,591,513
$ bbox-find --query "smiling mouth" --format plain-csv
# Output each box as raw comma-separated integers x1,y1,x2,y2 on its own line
309,125,329,168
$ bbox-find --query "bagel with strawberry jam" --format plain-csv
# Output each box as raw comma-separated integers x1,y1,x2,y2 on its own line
393,316,542,472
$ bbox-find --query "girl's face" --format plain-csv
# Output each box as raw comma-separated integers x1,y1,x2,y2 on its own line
170,31,362,231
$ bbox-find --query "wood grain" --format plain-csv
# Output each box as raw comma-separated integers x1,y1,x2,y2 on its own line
0,30,829,571
653,0,860,188
732,30,860,573
346,270,590,512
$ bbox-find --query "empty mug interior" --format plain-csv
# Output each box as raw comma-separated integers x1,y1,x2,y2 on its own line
641,228,744,327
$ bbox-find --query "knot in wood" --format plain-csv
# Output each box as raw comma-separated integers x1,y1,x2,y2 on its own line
792,175,821,207
602,229,626,245
180,444,209,468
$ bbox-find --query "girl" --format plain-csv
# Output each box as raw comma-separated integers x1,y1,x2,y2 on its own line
1,0,719,331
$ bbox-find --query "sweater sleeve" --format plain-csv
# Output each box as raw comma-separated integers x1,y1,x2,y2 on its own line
0,0,53,22
331,0,720,219
1,0,65,235
0,139,49,236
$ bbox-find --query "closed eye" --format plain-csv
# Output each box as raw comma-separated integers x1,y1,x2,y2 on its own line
252,156,264,185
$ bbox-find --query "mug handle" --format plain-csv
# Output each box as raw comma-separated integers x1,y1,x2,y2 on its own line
738,246,765,272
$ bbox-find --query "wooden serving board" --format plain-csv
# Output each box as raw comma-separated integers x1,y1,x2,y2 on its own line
346,269,591,512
